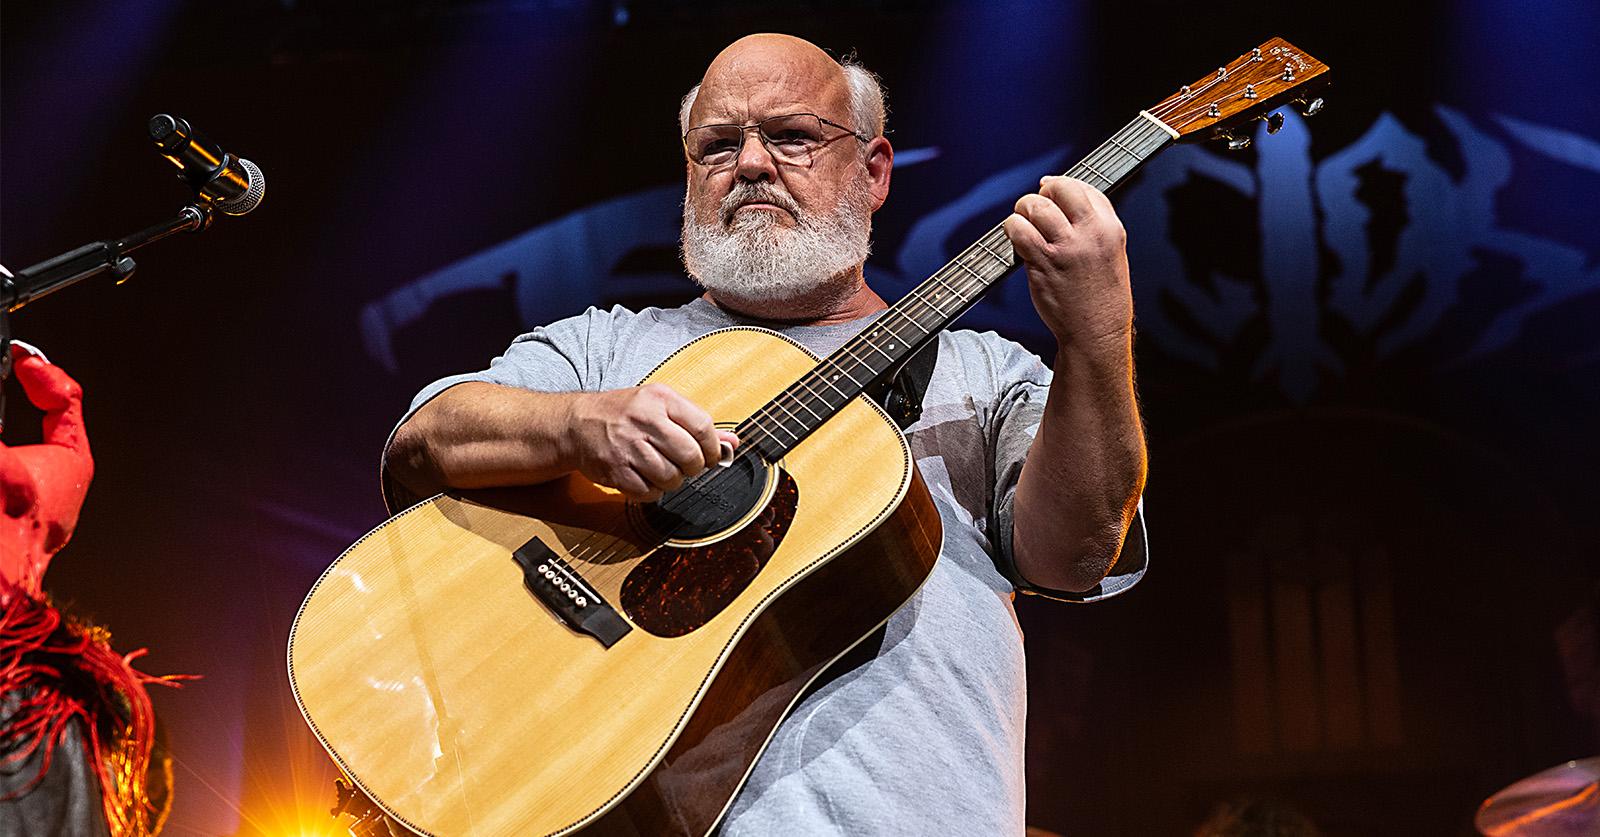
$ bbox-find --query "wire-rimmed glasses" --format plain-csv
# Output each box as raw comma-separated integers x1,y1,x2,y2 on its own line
683,113,868,168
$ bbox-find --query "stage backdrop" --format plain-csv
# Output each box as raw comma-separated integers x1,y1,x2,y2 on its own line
3,1,1598,834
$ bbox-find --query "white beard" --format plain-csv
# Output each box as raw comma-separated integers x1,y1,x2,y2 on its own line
680,174,874,305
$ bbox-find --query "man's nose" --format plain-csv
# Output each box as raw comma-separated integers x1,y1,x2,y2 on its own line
733,127,778,183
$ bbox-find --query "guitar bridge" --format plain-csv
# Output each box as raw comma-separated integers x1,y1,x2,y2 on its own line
512,537,632,648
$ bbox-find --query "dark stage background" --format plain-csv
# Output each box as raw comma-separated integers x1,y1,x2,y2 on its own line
4,1,1598,834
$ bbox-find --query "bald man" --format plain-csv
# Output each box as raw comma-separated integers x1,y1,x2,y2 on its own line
386,34,1147,834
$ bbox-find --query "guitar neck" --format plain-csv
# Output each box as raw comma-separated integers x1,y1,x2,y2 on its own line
738,112,1180,463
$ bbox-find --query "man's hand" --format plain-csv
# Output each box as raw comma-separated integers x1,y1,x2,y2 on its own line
1002,175,1133,350
565,383,739,502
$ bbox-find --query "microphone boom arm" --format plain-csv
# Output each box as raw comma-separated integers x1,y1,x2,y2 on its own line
1,113,261,418
0,202,213,312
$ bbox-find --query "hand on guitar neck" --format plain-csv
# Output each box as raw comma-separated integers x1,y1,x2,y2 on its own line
386,381,739,503
1005,175,1135,355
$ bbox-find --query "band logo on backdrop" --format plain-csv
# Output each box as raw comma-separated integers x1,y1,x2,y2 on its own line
360,108,1600,403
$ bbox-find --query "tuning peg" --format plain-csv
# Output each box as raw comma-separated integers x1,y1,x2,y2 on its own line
1217,130,1252,151
1297,96,1325,117
1265,112,1285,134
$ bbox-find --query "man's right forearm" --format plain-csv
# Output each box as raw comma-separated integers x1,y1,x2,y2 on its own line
389,379,730,503
385,381,582,499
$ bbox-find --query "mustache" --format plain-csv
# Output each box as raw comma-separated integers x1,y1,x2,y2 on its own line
719,183,802,225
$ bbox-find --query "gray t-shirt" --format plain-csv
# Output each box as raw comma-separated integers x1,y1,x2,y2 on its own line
390,298,1147,835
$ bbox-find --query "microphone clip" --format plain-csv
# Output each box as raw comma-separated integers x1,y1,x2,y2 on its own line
148,114,265,216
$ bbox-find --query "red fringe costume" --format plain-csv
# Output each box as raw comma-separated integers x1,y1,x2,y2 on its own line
0,346,184,836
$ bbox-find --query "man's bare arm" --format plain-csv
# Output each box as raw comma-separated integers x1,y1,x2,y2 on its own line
1004,176,1148,592
1011,339,1146,592
386,381,735,503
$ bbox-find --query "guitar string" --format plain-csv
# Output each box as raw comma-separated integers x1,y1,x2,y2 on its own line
1148,56,1310,131
562,116,1173,590
1154,50,1269,113
564,115,1171,586
1148,73,1232,122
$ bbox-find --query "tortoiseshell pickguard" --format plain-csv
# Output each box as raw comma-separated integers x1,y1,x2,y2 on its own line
620,470,799,638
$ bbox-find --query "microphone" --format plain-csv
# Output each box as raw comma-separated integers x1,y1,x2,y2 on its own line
148,114,266,216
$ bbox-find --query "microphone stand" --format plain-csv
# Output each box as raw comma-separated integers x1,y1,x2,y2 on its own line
0,201,215,423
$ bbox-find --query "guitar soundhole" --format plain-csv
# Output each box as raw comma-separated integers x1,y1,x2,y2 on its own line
640,455,770,541
620,470,799,637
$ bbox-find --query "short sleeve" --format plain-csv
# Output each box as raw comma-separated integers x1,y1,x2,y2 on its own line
378,308,606,512
982,339,1148,603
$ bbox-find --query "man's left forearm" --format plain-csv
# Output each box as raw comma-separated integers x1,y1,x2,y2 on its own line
1011,333,1147,592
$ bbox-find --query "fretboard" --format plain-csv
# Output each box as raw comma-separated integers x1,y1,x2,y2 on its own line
739,112,1177,462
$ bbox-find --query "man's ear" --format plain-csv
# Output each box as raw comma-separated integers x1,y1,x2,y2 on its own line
865,136,893,211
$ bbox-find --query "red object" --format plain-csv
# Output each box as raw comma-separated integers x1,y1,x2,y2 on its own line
0,345,184,835
0,344,93,595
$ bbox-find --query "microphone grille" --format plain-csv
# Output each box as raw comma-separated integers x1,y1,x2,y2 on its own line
217,158,266,216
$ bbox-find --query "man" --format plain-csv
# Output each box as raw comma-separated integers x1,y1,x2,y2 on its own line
385,33,1147,834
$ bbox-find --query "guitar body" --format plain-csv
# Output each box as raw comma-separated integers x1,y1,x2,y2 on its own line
289,326,943,836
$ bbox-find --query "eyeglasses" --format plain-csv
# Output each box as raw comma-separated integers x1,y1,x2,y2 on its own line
683,112,868,168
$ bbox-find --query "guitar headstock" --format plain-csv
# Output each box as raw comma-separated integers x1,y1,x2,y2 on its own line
1146,37,1331,147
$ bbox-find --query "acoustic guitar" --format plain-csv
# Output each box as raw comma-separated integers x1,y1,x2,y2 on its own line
289,38,1329,837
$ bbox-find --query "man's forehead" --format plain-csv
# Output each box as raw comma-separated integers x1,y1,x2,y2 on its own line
691,37,850,125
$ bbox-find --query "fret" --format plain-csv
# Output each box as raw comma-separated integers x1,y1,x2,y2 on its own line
784,388,828,422
936,268,978,298
765,400,807,437
744,422,798,459
926,270,965,300
1077,171,1113,190
1130,119,1169,152
948,257,988,287
735,422,771,450
837,340,870,361
973,235,1013,267
824,359,865,389
1107,135,1143,159
745,433,786,463
836,342,876,376
766,410,806,442
860,337,897,362
889,311,930,337
909,287,953,319
1077,158,1112,187
1085,143,1136,177
867,322,911,354
795,371,846,410
813,363,855,399
1106,121,1158,160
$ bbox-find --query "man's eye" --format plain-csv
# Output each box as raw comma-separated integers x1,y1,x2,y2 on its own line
767,130,815,146
700,138,738,159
